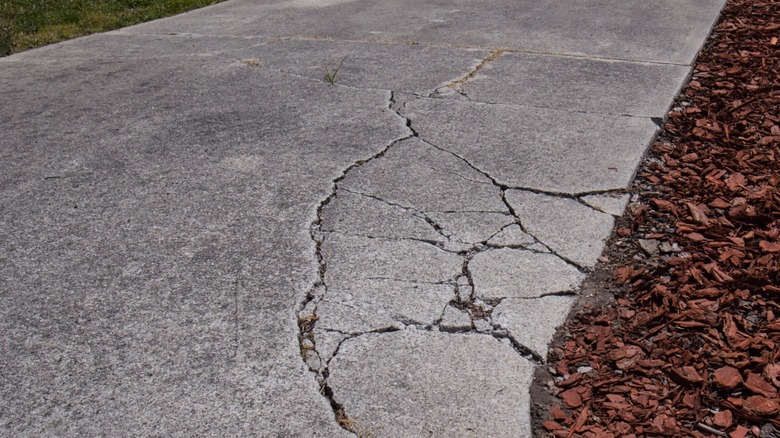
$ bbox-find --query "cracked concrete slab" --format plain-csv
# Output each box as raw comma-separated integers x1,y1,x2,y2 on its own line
487,224,537,248
506,190,616,268
460,52,690,117
2,0,725,434
315,279,454,334
321,234,462,286
257,39,490,93
493,295,578,360
470,249,586,299
400,96,659,194
320,190,444,243
0,53,406,436
328,330,534,438
122,0,724,64
338,137,507,212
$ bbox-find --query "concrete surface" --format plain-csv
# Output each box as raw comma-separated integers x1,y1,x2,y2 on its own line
0,0,724,435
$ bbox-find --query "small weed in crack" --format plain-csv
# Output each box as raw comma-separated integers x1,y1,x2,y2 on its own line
324,55,348,85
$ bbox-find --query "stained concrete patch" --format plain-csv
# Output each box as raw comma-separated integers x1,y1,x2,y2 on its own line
470,249,585,299
401,97,659,194
427,212,515,244
315,279,454,333
487,224,536,247
122,0,725,64
338,137,506,212
506,190,615,268
581,193,632,217
321,234,462,286
492,295,577,359
461,52,689,117
328,330,534,437
320,190,444,242
258,39,490,93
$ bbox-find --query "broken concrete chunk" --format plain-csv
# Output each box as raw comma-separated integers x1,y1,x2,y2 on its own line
320,190,444,242
525,242,551,253
473,318,493,332
492,295,577,360
321,234,462,287
470,248,585,299
328,331,534,437
580,193,631,217
457,283,473,302
428,212,515,244
315,279,454,334
338,137,506,213
506,190,615,268
638,238,661,256
440,305,472,332
486,224,536,247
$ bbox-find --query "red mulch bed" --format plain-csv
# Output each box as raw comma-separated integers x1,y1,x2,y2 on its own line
542,0,780,437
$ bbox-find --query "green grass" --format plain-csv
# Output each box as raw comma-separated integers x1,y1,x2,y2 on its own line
0,0,226,56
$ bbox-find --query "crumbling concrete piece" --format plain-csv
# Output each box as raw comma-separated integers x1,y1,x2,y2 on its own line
506,190,615,268
486,224,536,247
320,190,445,242
470,248,585,299
492,295,577,359
440,305,472,332
328,330,534,437
315,279,454,334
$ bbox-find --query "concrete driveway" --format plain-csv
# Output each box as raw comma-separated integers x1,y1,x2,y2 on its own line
1,0,723,436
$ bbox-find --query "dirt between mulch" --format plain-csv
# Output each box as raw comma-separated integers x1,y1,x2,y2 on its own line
531,0,780,437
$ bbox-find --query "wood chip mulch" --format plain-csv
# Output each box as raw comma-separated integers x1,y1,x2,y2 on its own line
542,0,780,437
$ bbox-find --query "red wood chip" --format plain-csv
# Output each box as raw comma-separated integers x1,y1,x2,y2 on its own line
745,372,778,398
764,364,780,388
743,396,780,416
713,366,743,389
713,409,733,428
730,426,749,438
561,388,583,409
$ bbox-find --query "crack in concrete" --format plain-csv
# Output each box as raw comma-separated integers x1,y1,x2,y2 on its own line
297,90,595,434
121,31,690,66
437,49,506,96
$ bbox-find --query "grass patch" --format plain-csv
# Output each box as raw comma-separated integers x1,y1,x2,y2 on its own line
0,0,227,56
